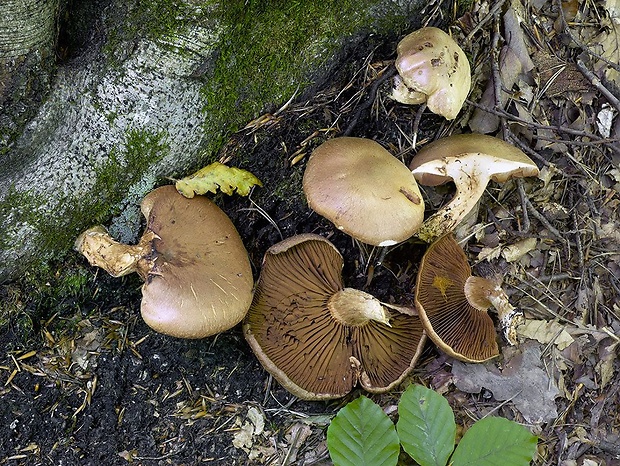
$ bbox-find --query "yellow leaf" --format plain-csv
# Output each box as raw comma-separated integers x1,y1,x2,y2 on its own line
175,162,263,198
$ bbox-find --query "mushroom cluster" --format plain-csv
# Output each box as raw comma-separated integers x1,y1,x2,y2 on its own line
243,234,426,400
74,25,540,402
75,185,254,339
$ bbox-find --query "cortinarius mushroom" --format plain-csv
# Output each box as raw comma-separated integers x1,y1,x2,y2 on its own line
75,185,253,339
244,233,426,400
392,27,471,120
303,137,425,246
410,133,540,242
415,234,522,363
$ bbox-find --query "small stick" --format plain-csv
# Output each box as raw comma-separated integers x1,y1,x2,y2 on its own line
556,0,620,74
411,103,427,149
525,197,565,242
343,67,397,136
569,190,585,272
464,0,507,43
575,59,620,114
517,179,531,233
491,11,509,140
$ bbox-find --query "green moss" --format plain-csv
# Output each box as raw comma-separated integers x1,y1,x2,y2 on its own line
89,128,168,220
0,128,168,276
198,0,410,158
103,0,215,61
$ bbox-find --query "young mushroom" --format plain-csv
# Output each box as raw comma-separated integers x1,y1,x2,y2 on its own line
410,133,540,242
303,137,425,246
392,27,471,120
75,185,254,339
415,234,523,363
243,233,426,400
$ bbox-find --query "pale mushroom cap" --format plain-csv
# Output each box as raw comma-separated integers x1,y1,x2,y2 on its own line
303,137,425,246
415,234,499,362
393,27,471,120
409,134,540,241
243,234,426,400
410,133,540,185
139,186,253,339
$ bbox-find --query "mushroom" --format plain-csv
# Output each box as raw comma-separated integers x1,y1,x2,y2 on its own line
243,233,426,400
392,27,471,120
75,185,253,339
414,234,523,363
303,137,425,246
409,133,540,242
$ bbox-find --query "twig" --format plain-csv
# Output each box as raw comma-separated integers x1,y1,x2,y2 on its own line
468,100,620,157
516,179,531,232
411,103,427,149
575,59,620,113
464,0,508,43
506,132,551,167
556,0,620,74
343,67,397,136
491,11,509,140
524,197,566,242
569,190,585,273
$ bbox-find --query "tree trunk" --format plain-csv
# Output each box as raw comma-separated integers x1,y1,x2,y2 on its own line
0,0,58,148
0,0,422,287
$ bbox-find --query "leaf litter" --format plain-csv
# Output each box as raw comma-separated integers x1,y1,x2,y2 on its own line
2,0,620,463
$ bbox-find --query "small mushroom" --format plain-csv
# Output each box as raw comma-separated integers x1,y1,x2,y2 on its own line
75,185,253,339
392,27,471,120
415,234,523,363
303,137,425,246
410,133,540,242
243,233,426,400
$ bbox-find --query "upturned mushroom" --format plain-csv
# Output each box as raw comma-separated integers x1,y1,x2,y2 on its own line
415,234,523,363
243,233,426,400
392,27,471,120
303,137,425,246
75,185,253,339
410,133,540,242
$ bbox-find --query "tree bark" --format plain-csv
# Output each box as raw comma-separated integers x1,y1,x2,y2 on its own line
0,0,58,149
0,0,422,286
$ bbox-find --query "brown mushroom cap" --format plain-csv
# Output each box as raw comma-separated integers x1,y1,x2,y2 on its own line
303,137,425,246
415,234,499,362
409,133,540,242
75,185,253,339
243,233,426,400
392,27,471,120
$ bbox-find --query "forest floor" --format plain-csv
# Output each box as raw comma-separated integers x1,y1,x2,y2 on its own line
1,0,620,465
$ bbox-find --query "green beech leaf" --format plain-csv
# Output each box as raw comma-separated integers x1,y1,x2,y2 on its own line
396,384,456,466
450,416,538,466
327,396,400,466
175,161,262,198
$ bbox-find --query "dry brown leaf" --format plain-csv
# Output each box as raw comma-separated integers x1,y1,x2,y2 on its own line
502,237,538,263
452,341,561,424
594,0,620,86
531,51,590,97
519,319,575,350
596,339,618,389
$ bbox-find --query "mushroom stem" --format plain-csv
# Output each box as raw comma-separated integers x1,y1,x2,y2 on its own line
414,168,489,242
328,288,391,327
464,275,523,345
74,225,155,278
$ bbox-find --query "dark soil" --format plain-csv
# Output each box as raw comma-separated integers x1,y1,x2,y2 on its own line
2,2,620,465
